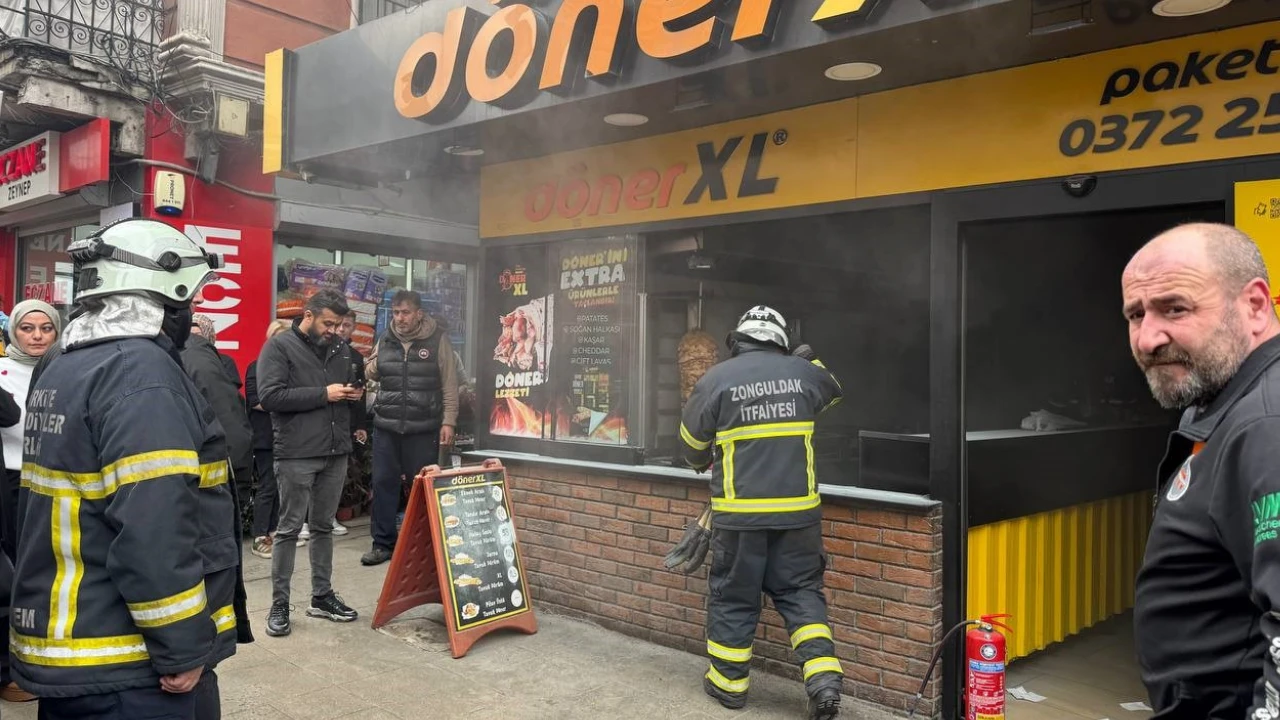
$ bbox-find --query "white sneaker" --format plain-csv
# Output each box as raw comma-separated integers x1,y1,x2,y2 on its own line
332,521,349,536
299,523,311,541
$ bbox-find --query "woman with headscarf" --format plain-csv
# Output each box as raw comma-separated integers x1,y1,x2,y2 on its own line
0,301,60,555
192,313,242,386
0,299,59,704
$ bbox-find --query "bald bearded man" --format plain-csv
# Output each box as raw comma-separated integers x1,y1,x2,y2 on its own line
1124,223,1280,720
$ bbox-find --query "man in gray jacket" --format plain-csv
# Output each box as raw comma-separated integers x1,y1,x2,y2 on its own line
255,289,363,638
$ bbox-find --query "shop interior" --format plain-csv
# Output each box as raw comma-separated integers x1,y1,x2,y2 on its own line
274,241,477,446
961,203,1224,719
641,205,931,493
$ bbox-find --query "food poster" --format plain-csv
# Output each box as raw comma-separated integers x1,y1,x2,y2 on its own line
435,472,530,630
551,237,637,445
488,247,554,438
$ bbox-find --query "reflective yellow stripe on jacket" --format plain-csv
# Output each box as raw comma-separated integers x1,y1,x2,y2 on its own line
10,631,149,668
22,450,202,500
212,605,236,635
48,497,84,640
712,421,819,514
127,581,208,629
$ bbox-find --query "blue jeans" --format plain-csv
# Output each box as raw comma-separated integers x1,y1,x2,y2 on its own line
370,430,439,551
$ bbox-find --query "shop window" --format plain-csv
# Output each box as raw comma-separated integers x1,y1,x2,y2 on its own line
275,244,474,441
17,224,98,323
480,209,933,488
483,237,639,461
642,209,931,491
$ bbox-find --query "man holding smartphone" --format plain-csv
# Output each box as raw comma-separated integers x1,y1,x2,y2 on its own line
256,289,363,638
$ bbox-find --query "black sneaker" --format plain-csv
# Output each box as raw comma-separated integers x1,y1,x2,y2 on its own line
703,676,748,710
808,687,841,720
361,546,393,566
265,601,290,637
307,592,358,623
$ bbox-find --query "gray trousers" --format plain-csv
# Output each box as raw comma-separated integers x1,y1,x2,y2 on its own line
271,455,348,605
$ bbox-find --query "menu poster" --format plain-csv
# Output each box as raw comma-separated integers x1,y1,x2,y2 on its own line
433,469,531,631
488,246,554,439
551,237,637,446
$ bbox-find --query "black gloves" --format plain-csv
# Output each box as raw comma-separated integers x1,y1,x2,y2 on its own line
792,344,816,361
663,505,712,574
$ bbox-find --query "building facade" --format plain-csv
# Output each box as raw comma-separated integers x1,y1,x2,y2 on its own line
280,0,1278,717
0,0,480,398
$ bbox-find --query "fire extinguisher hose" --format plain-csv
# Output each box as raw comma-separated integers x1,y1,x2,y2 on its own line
907,619,982,719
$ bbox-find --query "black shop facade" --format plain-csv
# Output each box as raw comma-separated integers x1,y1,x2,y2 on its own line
264,1,1280,716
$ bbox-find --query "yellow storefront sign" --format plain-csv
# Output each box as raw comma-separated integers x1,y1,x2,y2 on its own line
1235,179,1280,307
482,20,1280,238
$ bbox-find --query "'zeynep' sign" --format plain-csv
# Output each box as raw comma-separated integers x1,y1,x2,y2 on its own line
0,132,61,212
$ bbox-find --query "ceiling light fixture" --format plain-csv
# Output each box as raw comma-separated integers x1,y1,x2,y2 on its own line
604,113,649,127
1151,0,1230,16
443,145,484,156
823,62,883,82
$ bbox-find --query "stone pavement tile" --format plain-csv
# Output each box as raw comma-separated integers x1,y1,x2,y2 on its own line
334,709,403,720
224,637,275,671
339,665,474,707
224,703,298,720
0,700,37,720
267,685,374,720
215,659,332,709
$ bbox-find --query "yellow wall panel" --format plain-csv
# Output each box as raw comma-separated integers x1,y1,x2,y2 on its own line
967,491,1153,661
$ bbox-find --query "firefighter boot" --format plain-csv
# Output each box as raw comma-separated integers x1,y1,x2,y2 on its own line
703,676,748,710
808,687,840,720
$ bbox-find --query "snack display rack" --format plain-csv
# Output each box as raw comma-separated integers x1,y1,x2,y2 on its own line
277,259,468,361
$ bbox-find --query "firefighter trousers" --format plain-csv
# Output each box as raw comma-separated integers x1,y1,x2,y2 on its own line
705,522,842,700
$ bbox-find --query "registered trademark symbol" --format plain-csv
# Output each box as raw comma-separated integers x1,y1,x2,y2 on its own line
773,129,788,146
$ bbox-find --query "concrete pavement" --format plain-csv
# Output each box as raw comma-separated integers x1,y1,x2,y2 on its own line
2,518,895,720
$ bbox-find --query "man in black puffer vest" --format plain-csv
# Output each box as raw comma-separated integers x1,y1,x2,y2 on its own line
361,290,458,566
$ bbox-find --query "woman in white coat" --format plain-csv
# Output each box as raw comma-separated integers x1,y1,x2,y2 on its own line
0,298,59,704
0,300,61,557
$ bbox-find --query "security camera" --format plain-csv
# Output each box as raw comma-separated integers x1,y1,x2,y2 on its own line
1062,174,1097,198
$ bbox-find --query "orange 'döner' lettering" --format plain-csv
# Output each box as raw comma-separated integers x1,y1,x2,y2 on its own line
393,0,873,121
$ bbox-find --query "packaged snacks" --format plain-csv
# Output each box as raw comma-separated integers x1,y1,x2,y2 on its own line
347,299,377,326
276,294,306,319
287,260,346,292
343,268,371,301
362,270,388,303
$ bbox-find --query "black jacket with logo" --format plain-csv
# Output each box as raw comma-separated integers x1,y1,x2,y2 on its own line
679,342,842,531
1135,334,1280,718
371,327,445,435
255,321,357,460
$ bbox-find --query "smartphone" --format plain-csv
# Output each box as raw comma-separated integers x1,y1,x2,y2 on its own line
348,378,366,389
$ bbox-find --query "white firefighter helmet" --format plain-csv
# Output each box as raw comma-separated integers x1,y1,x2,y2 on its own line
68,219,220,305
733,305,789,350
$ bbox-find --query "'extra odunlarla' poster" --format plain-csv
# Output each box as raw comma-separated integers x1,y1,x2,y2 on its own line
489,249,554,439
552,237,636,445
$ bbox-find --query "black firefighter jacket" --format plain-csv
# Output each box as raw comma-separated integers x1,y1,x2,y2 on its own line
680,343,843,531
1136,334,1280,718
10,334,238,698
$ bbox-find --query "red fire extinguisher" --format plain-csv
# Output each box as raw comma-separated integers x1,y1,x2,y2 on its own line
965,614,1012,720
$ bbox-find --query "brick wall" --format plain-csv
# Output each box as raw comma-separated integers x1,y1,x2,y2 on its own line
505,461,945,718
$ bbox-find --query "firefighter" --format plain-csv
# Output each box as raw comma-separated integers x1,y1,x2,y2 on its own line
10,219,236,720
680,305,844,720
